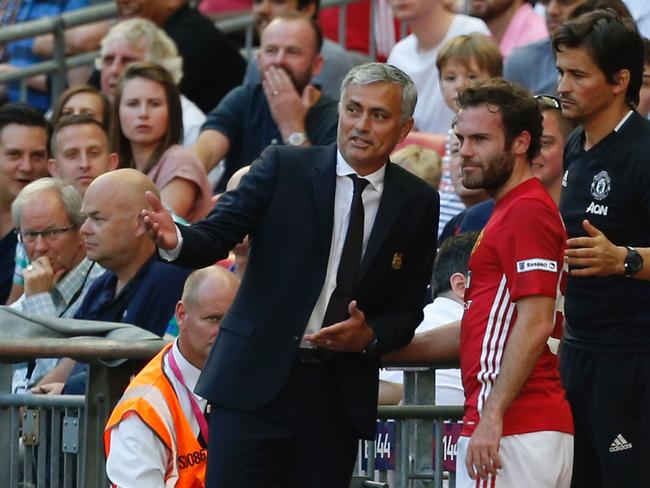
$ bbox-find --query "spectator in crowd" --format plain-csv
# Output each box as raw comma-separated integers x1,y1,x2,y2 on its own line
192,13,338,191
390,144,442,188
470,0,548,58
387,79,574,487
10,178,104,393
50,85,111,130
622,0,650,38
112,62,213,222
105,265,240,487
38,169,192,395
379,232,478,406
115,0,246,114
434,33,501,236
438,131,491,241
387,0,490,134
531,94,572,204
7,114,118,306
142,62,439,488
244,0,356,101
639,37,650,117
0,103,50,305
49,114,119,196
555,10,650,486
95,18,206,148
505,0,587,96
0,0,109,112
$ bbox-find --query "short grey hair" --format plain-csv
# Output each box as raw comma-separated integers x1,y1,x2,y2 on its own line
12,178,84,230
95,18,183,85
340,62,417,124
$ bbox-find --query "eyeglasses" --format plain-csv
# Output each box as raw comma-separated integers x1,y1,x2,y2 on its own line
534,94,562,111
17,226,75,244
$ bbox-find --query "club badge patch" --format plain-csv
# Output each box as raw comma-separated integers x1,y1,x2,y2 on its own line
590,170,611,201
391,253,403,270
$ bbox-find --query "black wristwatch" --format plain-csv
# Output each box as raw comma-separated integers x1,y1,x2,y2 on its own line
362,329,379,355
624,246,643,277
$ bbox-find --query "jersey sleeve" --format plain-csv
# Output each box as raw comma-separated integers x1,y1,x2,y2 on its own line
497,199,566,302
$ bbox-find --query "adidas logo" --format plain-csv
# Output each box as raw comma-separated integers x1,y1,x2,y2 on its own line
609,434,633,452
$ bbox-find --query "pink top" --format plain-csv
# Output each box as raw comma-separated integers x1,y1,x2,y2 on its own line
147,145,213,223
500,3,548,58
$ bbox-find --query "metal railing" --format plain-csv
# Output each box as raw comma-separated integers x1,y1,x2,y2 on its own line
0,337,166,488
1,337,463,488
0,0,369,107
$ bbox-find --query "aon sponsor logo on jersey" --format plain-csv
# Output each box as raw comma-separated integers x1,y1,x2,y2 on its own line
586,201,608,215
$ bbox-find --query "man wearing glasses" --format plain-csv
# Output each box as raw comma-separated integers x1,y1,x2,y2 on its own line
10,178,104,393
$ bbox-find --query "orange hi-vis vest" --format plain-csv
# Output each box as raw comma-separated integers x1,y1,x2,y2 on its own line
104,343,207,488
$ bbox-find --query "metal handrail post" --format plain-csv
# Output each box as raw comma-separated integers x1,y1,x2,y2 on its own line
338,1,347,48
414,368,436,487
368,0,376,61
51,16,67,106
0,363,12,485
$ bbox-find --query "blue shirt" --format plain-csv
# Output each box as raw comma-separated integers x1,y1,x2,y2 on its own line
202,83,338,192
74,255,191,337
6,0,89,112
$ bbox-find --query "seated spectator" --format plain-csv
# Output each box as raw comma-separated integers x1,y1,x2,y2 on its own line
112,62,213,222
36,169,192,394
504,0,587,96
470,0,548,58
8,114,118,306
10,178,105,393
48,114,119,196
434,33,501,235
50,85,111,130
387,0,490,134
244,0,357,101
391,144,442,188
95,18,206,148
193,13,338,191
0,103,50,305
379,232,478,405
105,265,240,487
115,0,246,114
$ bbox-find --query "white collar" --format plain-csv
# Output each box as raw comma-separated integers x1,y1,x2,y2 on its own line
336,149,386,192
170,339,202,393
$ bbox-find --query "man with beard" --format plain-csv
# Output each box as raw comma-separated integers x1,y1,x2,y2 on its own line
386,78,574,487
469,0,547,58
192,13,338,192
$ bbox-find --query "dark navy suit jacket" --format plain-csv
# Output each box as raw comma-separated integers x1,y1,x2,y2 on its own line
176,143,439,438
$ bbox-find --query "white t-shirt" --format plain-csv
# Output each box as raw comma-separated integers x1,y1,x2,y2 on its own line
181,95,206,149
380,296,465,406
387,15,491,135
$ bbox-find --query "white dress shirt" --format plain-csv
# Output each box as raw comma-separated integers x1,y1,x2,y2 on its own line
300,150,385,344
106,340,207,488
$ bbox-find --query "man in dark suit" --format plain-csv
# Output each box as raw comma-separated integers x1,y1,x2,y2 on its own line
142,62,439,488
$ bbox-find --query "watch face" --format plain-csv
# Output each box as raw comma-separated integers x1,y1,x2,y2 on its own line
626,248,643,274
288,132,306,146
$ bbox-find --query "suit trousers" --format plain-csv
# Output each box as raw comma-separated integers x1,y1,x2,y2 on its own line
205,358,360,488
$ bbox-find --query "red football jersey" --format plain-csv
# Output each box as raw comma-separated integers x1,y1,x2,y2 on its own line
460,178,573,437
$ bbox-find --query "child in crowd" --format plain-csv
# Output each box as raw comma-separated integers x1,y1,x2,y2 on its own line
391,144,442,189
434,33,502,236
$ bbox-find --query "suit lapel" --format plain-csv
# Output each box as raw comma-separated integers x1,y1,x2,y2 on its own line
360,162,406,277
312,144,338,257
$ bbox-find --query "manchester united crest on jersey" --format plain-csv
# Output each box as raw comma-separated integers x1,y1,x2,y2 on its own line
590,170,611,201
